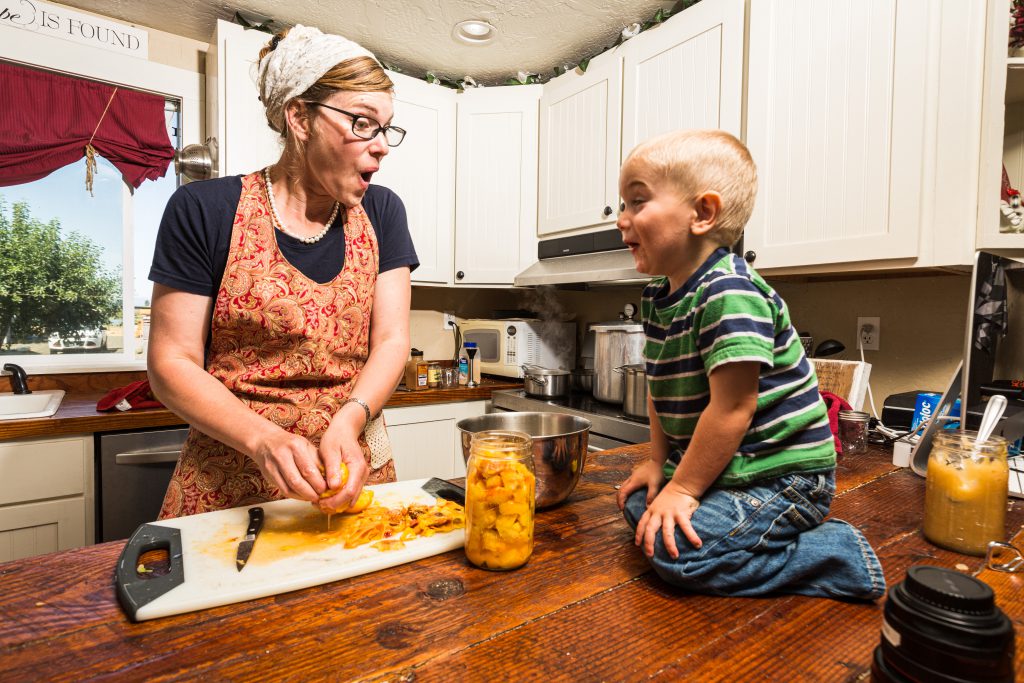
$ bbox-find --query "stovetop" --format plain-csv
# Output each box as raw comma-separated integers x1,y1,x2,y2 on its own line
491,389,650,445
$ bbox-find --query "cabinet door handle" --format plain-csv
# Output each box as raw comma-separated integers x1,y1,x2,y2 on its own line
743,250,756,264
115,449,183,465
456,270,465,280
602,206,613,217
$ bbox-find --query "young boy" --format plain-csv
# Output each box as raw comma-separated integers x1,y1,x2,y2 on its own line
614,129,884,600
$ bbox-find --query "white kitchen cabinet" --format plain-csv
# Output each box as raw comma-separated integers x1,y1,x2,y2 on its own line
207,19,281,177
0,434,94,562
454,87,541,285
537,0,743,241
374,73,457,285
621,0,744,155
383,400,487,481
745,0,985,272
978,0,1024,250
538,52,622,237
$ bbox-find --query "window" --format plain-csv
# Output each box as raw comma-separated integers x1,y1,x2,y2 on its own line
0,25,201,373
0,76,179,366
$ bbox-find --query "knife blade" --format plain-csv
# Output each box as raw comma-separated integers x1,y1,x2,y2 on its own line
421,477,465,506
235,506,264,572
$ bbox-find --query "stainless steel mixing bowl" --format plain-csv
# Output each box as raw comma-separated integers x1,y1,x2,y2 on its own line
456,412,591,508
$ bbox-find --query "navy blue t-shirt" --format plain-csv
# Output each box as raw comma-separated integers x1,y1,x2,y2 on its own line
149,176,418,296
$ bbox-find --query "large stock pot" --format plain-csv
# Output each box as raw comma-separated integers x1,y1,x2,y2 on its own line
591,322,644,403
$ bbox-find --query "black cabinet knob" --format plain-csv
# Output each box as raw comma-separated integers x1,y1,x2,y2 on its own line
456,270,465,280
743,250,756,264
603,206,613,217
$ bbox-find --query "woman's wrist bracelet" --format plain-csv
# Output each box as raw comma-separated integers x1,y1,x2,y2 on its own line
343,397,372,428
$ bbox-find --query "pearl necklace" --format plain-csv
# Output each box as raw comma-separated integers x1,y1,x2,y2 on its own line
263,167,340,244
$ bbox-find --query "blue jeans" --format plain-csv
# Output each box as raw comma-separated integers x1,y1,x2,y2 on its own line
623,472,886,600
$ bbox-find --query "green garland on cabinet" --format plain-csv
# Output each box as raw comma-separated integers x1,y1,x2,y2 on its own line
232,0,702,90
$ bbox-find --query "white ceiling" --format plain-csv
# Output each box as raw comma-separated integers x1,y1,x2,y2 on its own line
59,0,678,85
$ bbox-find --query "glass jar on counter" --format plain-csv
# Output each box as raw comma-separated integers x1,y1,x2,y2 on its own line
923,430,1009,556
838,410,870,455
465,430,536,571
427,362,441,389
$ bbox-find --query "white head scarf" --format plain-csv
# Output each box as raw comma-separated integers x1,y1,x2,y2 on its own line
257,25,380,134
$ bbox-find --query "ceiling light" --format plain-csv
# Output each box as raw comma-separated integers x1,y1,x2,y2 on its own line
453,20,496,45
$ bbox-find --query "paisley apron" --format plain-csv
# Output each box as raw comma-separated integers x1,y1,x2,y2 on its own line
159,170,396,518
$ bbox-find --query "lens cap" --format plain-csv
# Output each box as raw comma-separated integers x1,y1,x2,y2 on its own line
904,565,993,615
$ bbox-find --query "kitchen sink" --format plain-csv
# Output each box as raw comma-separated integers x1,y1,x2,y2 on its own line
0,390,65,420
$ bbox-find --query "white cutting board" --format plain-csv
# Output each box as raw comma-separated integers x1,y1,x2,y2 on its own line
124,478,464,621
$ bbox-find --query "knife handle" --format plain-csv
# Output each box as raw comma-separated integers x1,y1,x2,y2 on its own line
247,506,264,536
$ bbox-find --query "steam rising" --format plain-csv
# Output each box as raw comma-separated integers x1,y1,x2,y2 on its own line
516,286,576,369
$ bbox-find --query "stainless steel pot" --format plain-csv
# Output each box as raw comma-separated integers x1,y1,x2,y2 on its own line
619,364,648,419
456,412,591,508
571,368,595,393
522,364,570,398
591,323,644,403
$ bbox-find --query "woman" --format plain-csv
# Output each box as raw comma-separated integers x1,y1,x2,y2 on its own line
148,26,417,517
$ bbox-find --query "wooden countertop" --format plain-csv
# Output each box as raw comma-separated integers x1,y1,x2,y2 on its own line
0,378,523,440
1,444,1021,681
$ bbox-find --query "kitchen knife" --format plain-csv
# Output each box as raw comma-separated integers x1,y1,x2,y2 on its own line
421,477,465,506
235,506,264,572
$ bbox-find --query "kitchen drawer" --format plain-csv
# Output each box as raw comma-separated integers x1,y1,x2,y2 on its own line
0,435,90,506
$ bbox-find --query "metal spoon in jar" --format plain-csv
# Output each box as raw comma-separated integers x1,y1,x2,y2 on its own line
975,394,1008,447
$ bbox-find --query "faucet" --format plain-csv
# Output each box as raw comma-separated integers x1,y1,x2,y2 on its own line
2,364,31,395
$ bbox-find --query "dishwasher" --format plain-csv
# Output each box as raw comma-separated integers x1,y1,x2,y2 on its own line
96,427,189,542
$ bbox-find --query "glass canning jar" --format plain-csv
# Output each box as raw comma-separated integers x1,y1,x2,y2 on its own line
464,430,536,570
923,430,1009,556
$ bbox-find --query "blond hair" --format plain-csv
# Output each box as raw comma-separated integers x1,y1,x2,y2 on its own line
625,129,757,247
259,29,394,181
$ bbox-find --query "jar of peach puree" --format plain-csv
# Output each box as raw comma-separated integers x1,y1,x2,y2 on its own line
923,430,1008,556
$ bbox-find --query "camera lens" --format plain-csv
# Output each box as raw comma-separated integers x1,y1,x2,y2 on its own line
872,566,1014,682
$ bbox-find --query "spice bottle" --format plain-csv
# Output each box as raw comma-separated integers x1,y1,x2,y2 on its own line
404,349,428,391
427,362,441,389
923,430,1008,556
465,430,535,570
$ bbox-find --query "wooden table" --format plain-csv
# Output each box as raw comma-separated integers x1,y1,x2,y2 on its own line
1,444,1021,681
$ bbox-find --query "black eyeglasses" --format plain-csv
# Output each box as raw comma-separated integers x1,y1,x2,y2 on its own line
307,102,406,147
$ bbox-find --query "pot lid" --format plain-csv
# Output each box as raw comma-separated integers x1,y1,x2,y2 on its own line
522,364,570,376
589,322,643,332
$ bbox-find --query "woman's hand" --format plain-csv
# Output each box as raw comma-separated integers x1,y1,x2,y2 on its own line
616,458,666,511
635,481,702,559
317,421,369,513
250,431,324,502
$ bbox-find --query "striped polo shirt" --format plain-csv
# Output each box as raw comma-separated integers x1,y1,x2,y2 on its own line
643,248,836,487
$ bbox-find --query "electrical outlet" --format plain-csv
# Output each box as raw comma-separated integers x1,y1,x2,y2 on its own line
857,316,880,351
442,313,457,329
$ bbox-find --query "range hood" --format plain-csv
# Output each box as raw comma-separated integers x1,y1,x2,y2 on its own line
514,228,647,287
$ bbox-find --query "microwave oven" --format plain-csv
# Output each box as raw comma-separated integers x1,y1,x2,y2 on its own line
460,319,576,378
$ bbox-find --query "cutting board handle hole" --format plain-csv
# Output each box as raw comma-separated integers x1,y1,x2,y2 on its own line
136,548,171,578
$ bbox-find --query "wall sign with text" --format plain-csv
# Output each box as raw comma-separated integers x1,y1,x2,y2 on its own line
1,0,148,58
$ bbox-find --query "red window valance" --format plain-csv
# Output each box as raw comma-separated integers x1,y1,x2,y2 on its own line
0,61,174,189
